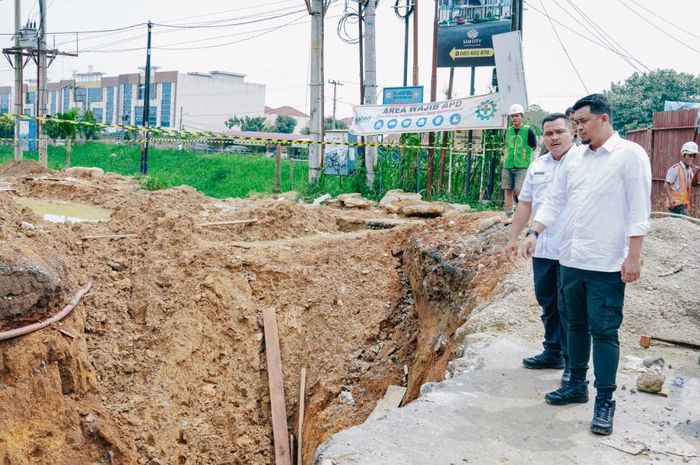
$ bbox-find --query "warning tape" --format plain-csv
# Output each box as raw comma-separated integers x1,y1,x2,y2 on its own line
0,113,505,152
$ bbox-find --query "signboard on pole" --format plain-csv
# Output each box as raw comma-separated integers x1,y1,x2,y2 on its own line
493,30,528,116
349,93,505,136
382,86,424,105
437,1,512,68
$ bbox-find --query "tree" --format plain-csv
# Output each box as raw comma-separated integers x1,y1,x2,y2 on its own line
523,104,548,135
44,109,78,168
79,109,100,140
0,116,13,139
272,115,297,133
604,69,700,134
225,115,269,132
324,116,348,130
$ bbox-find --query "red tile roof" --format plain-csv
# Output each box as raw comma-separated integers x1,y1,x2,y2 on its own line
265,105,309,118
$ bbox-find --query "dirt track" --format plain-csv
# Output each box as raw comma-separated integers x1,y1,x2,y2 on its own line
0,161,510,465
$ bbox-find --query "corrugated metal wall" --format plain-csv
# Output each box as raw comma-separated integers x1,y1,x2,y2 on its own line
625,109,700,217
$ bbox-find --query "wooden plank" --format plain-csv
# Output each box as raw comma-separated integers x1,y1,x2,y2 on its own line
199,219,258,227
366,385,407,422
297,367,306,465
262,307,292,465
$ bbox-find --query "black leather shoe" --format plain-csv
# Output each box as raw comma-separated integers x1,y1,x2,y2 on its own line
522,353,565,370
545,380,589,405
591,398,616,435
560,368,571,387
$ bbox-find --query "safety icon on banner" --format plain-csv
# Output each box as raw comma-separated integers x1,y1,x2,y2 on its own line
475,99,498,121
416,117,427,128
387,119,398,129
401,118,412,128
374,120,385,130
449,113,462,125
432,115,444,126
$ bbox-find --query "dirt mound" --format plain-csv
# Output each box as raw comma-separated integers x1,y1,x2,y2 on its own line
0,160,51,177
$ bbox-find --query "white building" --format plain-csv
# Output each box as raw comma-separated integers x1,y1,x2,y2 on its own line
0,69,266,133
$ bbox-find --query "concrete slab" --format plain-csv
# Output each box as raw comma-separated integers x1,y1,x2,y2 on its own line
315,335,700,465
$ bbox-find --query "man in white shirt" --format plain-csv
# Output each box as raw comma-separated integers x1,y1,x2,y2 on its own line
521,94,651,436
506,113,576,386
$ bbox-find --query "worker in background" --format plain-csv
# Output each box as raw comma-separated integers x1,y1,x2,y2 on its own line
664,141,699,217
565,107,581,146
505,113,576,386
502,103,538,218
521,94,651,436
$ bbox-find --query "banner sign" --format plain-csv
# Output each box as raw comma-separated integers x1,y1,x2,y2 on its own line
350,93,504,136
382,86,424,104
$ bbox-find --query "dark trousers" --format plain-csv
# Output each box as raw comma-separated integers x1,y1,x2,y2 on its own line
532,257,567,365
561,265,626,394
669,204,690,217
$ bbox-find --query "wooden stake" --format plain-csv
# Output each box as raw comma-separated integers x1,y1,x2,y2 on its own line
297,367,306,465
82,234,137,240
262,307,292,465
199,219,258,227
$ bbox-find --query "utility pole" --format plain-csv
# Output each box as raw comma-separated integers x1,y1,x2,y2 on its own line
328,79,343,129
140,21,152,175
13,0,22,161
425,0,438,200
308,0,324,183
363,0,378,187
37,0,47,166
412,0,419,86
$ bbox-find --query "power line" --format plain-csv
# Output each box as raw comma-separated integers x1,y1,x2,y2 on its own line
554,0,651,73
627,0,700,41
152,9,307,29
523,1,652,70
157,0,300,25
616,0,700,56
538,0,589,93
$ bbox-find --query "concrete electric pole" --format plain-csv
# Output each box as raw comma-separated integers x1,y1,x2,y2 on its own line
13,0,22,161
328,79,343,129
363,0,378,187
37,0,48,166
308,0,324,183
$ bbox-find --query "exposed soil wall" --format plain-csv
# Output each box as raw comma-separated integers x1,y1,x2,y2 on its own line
0,162,511,465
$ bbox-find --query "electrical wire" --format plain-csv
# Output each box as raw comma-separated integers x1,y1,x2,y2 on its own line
538,0,589,93
617,0,700,56
393,0,413,19
627,0,700,41
561,0,649,72
158,0,299,25
152,9,307,29
523,1,652,69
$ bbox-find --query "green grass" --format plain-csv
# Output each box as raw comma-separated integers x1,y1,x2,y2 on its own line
0,142,308,199
0,140,503,207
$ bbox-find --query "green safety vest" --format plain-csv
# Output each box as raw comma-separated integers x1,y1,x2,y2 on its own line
504,125,533,169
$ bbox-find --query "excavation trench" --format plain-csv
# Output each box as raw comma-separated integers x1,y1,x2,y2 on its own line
0,165,510,465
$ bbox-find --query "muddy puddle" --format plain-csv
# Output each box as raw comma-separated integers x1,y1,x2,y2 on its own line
14,197,112,223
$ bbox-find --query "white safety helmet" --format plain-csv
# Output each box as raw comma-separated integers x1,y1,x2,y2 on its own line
508,103,525,115
681,141,699,154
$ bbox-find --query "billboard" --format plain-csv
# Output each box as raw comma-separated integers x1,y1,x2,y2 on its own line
349,93,505,136
437,1,512,68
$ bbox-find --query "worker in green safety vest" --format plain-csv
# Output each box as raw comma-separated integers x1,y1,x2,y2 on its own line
502,103,538,218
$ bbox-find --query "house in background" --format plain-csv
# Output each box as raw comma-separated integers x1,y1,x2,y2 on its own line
264,105,309,134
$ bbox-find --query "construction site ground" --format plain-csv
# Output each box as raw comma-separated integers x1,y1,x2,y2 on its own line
0,160,698,465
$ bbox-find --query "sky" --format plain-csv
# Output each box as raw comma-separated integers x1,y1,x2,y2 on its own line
0,0,699,120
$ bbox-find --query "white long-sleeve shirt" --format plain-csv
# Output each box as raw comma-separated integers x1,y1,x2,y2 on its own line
534,132,652,273
518,149,572,260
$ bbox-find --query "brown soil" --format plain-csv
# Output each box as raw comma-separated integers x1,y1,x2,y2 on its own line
0,162,509,465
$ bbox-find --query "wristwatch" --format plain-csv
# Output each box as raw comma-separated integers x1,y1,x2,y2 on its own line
526,228,540,239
